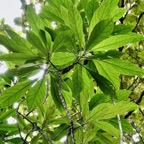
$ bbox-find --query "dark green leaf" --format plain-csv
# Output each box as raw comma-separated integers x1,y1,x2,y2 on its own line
50,75,64,113
72,65,83,98
87,19,114,50
53,30,73,52
85,65,116,96
85,0,99,22
0,53,40,61
112,24,132,35
26,77,46,111
27,31,47,56
0,80,34,107
0,124,17,131
93,121,119,137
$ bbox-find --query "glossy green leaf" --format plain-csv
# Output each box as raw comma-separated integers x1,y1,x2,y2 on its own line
0,35,16,52
72,65,83,98
95,59,144,79
46,0,73,9
0,109,16,121
75,127,83,144
110,117,133,132
87,101,138,121
50,76,64,113
51,52,75,66
87,19,114,50
0,124,17,131
53,30,72,52
90,33,144,51
83,129,97,143
26,77,46,111
27,31,47,56
27,6,43,32
85,0,99,22
6,29,35,55
112,24,132,35
41,6,64,23
116,90,131,100
93,121,119,137
68,6,85,47
0,80,34,107
0,53,40,61
5,137,22,144
89,93,109,110
85,66,116,96
89,0,119,34
112,7,126,21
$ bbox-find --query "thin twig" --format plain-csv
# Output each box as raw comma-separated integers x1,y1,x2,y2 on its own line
111,98,123,144
16,99,29,144
58,71,75,144
18,112,53,143
132,12,144,32
131,121,144,143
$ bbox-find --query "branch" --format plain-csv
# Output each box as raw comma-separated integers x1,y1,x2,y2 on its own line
125,91,144,119
18,112,54,143
58,71,75,144
132,12,144,32
16,99,29,144
131,121,144,143
111,98,123,144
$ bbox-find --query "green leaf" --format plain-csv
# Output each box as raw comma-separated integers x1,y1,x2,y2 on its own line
27,31,47,56
85,66,116,96
27,6,43,33
53,30,73,52
0,109,16,121
41,5,64,23
50,75,64,113
5,137,22,144
0,35,16,52
109,117,133,132
87,101,138,121
0,124,17,131
0,80,34,107
93,121,119,137
87,19,114,50
72,65,83,98
89,93,109,110
94,59,144,79
51,52,75,66
0,53,40,61
112,7,126,21
46,0,73,9
116,90,131,100
6,29,35,55
26,77,46,111
89,0,119,34
68,6,85,47
112,24,132,35
90,33,144,51
85,0,99,22
75,127,83,144
83,129,97,143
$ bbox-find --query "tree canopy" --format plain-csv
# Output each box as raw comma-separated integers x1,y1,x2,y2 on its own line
0,0,144,143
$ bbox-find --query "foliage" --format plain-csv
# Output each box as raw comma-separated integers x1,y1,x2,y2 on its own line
0,0,144,143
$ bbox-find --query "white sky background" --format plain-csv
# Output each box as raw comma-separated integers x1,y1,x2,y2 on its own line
0,0,21,28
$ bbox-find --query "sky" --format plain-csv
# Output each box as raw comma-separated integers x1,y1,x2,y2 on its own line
0,0,21,28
